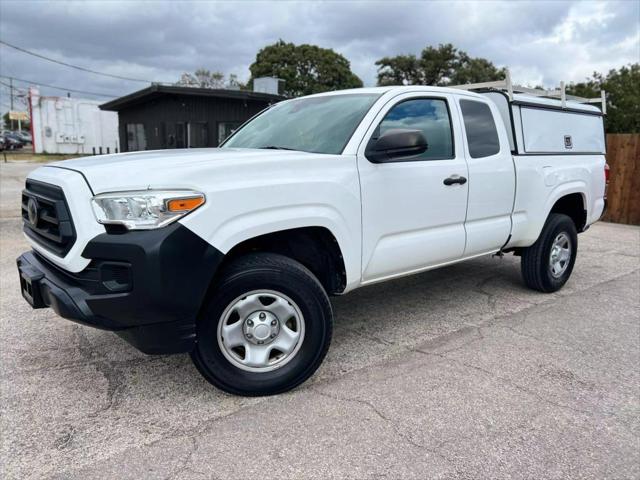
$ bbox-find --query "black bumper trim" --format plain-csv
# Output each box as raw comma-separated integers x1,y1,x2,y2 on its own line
116,320,196,355
18,251,110,326
17,223,224,354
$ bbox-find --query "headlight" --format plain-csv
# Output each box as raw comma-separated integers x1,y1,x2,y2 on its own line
91,190,205,230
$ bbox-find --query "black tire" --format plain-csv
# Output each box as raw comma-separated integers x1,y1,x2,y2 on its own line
521,213,578,293
191,252,333,396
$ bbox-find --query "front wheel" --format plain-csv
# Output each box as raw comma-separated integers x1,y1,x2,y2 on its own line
191,253,333,396
521,213,578,293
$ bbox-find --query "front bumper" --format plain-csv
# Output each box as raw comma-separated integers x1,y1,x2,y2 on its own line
17,223,224,354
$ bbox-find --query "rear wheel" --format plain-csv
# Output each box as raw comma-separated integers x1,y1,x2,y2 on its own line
521,213,578,293
191,253,333,396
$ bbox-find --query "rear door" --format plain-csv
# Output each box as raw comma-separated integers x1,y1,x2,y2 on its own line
357,92,469,283
456,97,515,255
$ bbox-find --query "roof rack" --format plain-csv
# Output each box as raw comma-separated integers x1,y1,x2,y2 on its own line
451,69,606,114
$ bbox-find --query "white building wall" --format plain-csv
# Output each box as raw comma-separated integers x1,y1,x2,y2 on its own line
30,88,119,155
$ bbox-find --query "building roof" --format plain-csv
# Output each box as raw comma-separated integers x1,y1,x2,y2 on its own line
100,84,284,111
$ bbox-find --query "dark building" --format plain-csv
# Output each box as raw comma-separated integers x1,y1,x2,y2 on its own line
100,85,283,152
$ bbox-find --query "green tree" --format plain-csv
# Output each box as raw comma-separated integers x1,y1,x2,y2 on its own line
566,64,639,133
249,40,363,97
376,43,505,86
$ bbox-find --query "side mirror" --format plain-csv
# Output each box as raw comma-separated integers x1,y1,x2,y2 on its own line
365,129,428,163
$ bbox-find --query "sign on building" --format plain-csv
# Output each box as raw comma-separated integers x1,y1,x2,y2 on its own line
9,111,29,121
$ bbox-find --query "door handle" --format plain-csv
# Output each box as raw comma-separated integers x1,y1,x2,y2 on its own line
443,175,467,186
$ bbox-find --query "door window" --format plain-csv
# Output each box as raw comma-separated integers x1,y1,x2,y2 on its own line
126,124,146,151
375,98,454,160
175,123,186,148
188,122,209,148
459,100,500,158
218,122,240,145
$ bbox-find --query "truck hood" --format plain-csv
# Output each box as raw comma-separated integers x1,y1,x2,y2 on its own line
49,148,317,193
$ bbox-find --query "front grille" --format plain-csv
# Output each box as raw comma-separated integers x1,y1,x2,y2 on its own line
22,179,76,256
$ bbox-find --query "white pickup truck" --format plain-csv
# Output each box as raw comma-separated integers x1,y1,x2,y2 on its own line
17,80,608,396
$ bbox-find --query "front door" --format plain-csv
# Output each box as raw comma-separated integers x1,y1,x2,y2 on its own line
357,93,469,283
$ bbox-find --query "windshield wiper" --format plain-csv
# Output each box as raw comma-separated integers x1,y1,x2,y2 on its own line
259,145,298,151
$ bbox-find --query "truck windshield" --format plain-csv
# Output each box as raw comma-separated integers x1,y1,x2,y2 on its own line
222,93,381,154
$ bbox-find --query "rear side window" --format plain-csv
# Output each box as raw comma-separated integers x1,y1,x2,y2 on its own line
460,100,500,158
377,98,454,160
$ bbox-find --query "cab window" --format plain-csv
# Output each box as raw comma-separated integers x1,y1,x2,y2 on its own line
459,99,500,158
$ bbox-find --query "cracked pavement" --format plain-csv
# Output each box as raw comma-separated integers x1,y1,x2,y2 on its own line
1,162,639,479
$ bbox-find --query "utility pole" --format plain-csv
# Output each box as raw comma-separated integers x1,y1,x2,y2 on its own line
9,77,14,130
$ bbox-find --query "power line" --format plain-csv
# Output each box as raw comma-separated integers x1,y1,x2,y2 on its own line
0,80,27,94
0,75,117,98
0,40,153,83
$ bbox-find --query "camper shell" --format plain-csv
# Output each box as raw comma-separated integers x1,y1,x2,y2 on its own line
453,75,606,156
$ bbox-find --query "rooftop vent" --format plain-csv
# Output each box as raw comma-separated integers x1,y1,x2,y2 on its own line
253,77,285,96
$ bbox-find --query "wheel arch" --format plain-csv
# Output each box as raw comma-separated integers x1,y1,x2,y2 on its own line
212,226,348,296
548,191,588,232
508,183,589,250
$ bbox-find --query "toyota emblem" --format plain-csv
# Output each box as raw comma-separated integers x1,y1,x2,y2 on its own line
27,198,39,227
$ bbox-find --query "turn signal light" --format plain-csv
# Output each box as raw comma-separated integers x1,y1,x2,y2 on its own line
167,196,205,212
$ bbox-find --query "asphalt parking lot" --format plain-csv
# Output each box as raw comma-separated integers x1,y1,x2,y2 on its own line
1,161,639,479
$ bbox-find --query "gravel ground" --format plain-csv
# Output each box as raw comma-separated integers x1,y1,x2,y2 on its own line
1,161,639,479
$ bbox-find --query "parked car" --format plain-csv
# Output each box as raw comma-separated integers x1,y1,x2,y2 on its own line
0,135,6,151
17,81,607,396
14,130,32,144
1,131,24,150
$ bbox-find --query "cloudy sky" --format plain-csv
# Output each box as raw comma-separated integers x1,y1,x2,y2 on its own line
0,0,638,112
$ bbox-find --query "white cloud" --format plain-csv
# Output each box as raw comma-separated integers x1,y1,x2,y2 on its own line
0,0,637,107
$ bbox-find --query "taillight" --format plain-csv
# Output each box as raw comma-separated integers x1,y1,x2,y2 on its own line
604,163,610,199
